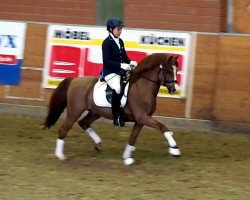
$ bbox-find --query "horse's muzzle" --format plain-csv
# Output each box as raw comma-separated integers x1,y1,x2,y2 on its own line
166,83,178,95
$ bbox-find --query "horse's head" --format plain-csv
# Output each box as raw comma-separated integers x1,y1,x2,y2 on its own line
160,55,179,95
130,53,179,95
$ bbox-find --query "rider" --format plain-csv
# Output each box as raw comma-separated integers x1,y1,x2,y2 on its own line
100,17,137,127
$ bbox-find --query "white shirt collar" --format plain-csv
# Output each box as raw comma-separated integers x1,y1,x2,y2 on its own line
110,33,120,49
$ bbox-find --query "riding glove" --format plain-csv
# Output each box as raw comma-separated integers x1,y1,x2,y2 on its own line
130,60,137,67
121,63,131,71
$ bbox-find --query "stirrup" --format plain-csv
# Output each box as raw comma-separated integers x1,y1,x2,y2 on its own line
113,116,125,127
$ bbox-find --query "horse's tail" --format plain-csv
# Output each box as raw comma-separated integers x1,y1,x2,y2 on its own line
43,77,74,129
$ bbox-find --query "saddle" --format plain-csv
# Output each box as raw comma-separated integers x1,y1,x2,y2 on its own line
93,70,130,108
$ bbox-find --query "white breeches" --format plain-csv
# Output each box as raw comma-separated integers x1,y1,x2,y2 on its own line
104,73,121,94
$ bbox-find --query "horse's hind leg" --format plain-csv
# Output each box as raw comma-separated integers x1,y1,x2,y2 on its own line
78,112,101,151
55,110,83,160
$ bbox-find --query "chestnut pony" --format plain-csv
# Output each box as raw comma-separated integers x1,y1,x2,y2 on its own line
44,53,181,165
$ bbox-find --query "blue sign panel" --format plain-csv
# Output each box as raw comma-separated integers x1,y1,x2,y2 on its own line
0,59,22,85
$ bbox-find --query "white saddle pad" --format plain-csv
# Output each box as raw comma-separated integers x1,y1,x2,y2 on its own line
93,80,129,108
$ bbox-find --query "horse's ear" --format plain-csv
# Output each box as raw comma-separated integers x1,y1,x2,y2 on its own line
175,55,179,60
167,55,173,62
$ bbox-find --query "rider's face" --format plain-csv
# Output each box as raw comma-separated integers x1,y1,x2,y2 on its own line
112,27,122,38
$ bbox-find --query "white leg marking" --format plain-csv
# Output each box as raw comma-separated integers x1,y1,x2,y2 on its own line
85,127,101,144
164,131,177,147
122,144,136,165
164,131,181,156
55,139,66,160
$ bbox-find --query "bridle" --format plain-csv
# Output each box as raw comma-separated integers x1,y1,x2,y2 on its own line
141,64,178,86
160,65,178,86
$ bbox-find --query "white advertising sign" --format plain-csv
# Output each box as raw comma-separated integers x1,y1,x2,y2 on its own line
43,25,192,97
0,21,27,85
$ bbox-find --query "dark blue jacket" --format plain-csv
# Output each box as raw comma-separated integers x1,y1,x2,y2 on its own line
101,35,131,77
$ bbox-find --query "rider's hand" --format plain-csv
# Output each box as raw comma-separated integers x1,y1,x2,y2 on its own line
130,60,137,67
121,63,131,71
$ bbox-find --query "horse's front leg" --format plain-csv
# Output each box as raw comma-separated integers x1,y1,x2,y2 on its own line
136,113,181,157
122,122,143,165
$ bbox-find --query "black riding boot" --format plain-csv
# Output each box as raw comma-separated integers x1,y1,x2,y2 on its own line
111,90,125,127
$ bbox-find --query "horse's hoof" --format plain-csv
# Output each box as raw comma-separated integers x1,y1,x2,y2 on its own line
94,142,102,152
123,158,135,166
169,146,181,157
55,153,66,160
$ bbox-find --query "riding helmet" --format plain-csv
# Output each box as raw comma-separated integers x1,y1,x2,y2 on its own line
106,17,124,31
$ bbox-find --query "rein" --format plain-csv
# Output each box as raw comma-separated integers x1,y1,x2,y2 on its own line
140,67,177,86
140,74,160,84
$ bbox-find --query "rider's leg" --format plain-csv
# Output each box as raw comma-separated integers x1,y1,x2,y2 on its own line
111,89,124,126
104,73,124,127
104,73,121,94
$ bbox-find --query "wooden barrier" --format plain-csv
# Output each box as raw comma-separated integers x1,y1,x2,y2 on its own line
191,34,219,120
213,35,250,123
233,0,250,33
23,23,47,68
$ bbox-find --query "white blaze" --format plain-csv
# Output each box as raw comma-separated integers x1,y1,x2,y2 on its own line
172,65,179,92
172,65,177,80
